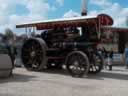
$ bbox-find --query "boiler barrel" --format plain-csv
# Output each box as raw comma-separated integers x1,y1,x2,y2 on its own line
62,42,95,49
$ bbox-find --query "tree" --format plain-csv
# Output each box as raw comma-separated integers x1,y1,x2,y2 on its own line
4,28,14,40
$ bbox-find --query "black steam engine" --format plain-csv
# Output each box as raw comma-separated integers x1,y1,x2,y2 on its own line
16,14,113,77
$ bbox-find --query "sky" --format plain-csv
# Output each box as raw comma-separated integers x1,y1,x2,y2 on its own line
0,0,128,34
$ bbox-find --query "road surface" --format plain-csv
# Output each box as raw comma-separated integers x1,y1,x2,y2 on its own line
0,67,128,96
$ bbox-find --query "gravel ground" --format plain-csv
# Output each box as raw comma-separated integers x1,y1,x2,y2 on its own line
0,66,128,96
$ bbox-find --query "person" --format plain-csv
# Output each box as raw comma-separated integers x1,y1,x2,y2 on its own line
103,48,113,71
97,47,102,54
5,40,15,69
124,43,128,69
102,47,107,59
102,47,107,69
105,53,112,70
108,48,113,71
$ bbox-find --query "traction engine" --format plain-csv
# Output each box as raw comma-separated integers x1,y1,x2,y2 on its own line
16,14,113,77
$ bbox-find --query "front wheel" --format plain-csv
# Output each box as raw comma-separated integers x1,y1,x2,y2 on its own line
89,53,103,74
66,51,90,77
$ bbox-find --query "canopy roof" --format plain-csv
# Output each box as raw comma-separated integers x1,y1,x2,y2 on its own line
16,16,97,29
16,14,113,30
16,13,128,33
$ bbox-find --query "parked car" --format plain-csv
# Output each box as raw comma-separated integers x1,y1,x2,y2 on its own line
0,43,13,77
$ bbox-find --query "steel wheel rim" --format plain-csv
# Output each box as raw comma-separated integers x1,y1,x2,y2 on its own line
67,53,89,76
89,53,103,73
22,39,44,70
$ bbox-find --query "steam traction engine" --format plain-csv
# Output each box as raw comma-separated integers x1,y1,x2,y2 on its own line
16,14,113,77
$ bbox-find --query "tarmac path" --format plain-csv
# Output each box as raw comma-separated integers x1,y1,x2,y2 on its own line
0,67,128,96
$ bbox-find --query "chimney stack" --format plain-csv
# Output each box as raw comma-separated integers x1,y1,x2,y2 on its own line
81,0,87,16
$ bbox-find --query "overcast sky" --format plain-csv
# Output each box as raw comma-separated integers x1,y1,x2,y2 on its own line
0,0,128,34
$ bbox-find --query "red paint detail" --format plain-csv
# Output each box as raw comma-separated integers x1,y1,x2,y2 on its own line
101,27,128,33
98,14,113,26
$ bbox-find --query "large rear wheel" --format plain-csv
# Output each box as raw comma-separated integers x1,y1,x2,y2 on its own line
66,51,89,77
21,38,47,71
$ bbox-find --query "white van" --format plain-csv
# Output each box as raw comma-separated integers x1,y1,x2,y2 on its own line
112,53,123,65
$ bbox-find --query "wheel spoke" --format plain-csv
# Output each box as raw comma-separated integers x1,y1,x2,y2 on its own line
67,51,89,77
89,53,103,74
21,38,46,71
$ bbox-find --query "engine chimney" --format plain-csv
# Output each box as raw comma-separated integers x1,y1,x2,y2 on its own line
81,0,87,16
